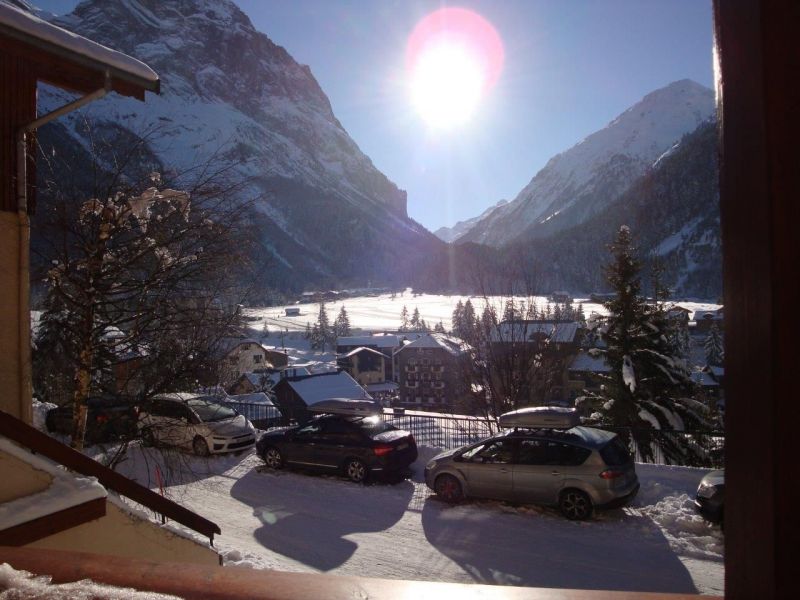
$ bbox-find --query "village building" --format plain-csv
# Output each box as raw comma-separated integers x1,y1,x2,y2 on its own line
336,334,399,380
692,307,724,333
337,346,387,387
272,370,372,423
215,338,289,385
394,333,469,413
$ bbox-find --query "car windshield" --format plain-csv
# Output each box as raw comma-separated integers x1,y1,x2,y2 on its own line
186,399,237,422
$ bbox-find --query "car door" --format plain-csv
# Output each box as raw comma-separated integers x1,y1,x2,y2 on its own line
284,421,325,466
311,419,362,468
512,439,566,504
513,440,590,504
460,440,516,500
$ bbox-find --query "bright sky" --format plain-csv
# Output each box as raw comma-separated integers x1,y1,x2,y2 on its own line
36,1,714,232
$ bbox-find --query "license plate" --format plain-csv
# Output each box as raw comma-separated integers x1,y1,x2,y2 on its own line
397,443,408,450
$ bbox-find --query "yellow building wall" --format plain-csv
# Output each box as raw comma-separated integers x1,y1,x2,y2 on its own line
27,500,220,566
0,450,52,503
0,211,31,423
0,447,219,566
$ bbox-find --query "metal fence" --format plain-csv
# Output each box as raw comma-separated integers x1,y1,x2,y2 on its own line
378,409,724,468
220,401,281,428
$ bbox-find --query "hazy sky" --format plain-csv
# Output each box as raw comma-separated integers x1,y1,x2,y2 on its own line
36,1,714,231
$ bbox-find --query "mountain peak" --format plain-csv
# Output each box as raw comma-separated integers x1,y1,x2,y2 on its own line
457,80,716,247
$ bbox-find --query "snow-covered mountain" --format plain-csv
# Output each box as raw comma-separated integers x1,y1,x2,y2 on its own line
433,199,507,243
31,0,442,291
458,80,716,247
505,120,721,298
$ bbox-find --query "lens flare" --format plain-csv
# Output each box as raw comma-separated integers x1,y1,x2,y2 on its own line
406,8,504,130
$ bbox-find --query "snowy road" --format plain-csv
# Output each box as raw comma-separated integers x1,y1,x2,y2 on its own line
116,446,723,595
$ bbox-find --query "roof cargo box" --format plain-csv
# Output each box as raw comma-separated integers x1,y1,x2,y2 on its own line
307,398,381,416
499,406,579,429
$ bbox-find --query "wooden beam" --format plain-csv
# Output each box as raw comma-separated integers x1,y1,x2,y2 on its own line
0,546,721,600
0,497,105,546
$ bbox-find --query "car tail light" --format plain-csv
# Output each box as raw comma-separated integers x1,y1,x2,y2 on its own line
95,414,109,424
599,469,625,480
373,445,394,457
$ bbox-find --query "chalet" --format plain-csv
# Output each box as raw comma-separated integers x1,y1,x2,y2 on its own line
215,338,289,384
394,333,469,413
336,334,399,380
272,371,372,423
226,363,311,395
337,346,387,387
692,307,724,333
284,307,300,316
548,291,573,303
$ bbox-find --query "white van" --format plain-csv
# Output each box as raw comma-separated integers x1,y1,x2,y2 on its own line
138,393,256,456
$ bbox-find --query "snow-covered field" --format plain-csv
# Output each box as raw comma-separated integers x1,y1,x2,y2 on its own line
244,291,722,334
108,444,724,596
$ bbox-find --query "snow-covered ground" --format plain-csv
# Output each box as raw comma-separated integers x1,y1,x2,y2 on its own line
245,291,722,335
108,443,724,595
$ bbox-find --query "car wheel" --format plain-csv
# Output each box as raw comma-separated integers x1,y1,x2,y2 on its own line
263,446,283,469
559,489,593,520
344,458,368,483
192,436,210,457
435,474,464,503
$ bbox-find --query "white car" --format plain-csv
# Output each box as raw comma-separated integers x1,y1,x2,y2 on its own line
138,393,256,456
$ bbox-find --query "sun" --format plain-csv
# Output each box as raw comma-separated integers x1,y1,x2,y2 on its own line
406,8,504,131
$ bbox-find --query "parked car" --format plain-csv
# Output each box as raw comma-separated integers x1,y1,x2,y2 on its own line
695,469,724,525
424,408,639,520
256,413,418,483
137,393,256,456
45,396,137,444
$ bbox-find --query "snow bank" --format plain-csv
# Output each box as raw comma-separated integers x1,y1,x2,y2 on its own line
31,398,57,433
0,563,180,599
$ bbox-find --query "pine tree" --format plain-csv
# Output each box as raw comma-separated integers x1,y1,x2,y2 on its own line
399,305,409,332
704,323,724,366
587,226,709,464
316,302,332,351
462,299,476,340
303,322,312,340
434,320,446,333
451,300,464,336
334,306,351,338
410,307,421,331
262,320,270,339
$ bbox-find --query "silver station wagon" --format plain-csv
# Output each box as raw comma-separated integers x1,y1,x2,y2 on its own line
424,408,639,520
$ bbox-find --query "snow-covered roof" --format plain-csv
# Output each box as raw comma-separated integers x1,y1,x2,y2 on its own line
341,346,387,359
691,370,719,387
285,371,372,406
693,308,724,322
226,392,275,405
337,335,399,349
491,321,580,344
365,382,399,394
568,351,611,373
0,437,107,531
394,333,468,356
0,2,159,93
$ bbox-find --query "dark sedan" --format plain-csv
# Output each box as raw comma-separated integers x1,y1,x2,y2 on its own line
46,396,136,444
256,414,417,483
695,469,724,525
